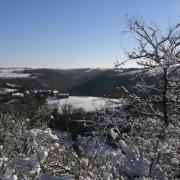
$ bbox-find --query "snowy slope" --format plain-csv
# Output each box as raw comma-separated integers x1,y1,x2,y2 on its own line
0,88,18,95
0,68,31,78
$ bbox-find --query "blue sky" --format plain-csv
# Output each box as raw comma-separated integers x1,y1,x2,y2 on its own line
0,0,180,68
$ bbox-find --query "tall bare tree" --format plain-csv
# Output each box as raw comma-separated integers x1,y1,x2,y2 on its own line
120,18,180,128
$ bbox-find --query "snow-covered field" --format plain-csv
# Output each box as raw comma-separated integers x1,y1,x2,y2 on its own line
0,68,30,78
0,88,18,95
47,96,122,112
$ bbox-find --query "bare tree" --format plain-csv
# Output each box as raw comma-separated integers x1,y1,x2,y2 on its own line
119,18,180,127
115,19,180,178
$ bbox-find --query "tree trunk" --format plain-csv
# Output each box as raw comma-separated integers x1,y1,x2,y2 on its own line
162,67,168,126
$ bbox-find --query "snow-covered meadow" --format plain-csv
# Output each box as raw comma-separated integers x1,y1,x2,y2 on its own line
47,96,122,112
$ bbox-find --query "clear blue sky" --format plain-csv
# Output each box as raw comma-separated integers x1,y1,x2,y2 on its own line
0,0,179,68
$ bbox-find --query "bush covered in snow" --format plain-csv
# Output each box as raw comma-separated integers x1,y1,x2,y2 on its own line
0,105,179,179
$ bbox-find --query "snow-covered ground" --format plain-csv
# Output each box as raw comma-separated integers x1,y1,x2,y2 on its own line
0,68,30,78
47,96,122,112
0,88,18,94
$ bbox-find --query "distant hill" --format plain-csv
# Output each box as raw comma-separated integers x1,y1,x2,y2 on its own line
0,68,71,92
58,68,105,89
70,68,164,98
0,68,105,93
0,67,168,97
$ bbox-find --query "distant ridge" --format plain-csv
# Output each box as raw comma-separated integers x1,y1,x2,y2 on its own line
0,67,174,98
